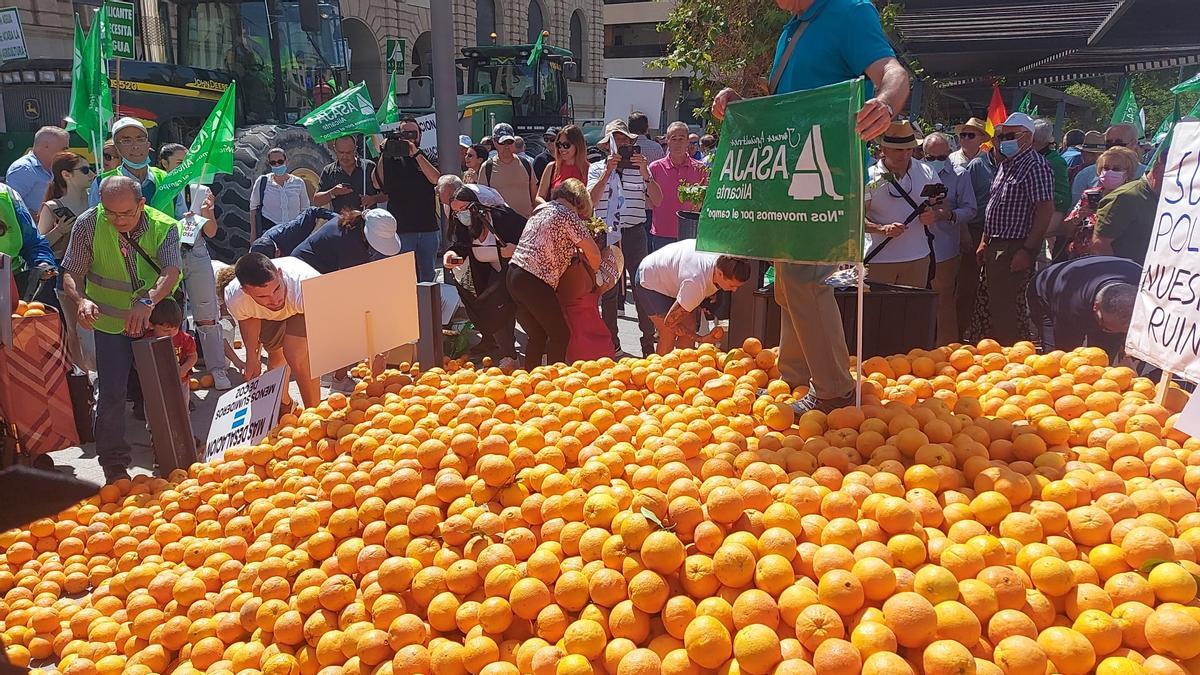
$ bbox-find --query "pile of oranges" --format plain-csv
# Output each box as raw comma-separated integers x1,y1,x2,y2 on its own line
2,338,1200,675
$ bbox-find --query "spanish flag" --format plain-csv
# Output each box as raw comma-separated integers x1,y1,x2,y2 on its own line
984,83,1008,143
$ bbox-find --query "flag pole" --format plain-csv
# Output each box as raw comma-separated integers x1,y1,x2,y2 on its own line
114,57,121,113
855,262,864,409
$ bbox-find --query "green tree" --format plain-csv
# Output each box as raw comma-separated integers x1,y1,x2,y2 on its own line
1063,83,1113,131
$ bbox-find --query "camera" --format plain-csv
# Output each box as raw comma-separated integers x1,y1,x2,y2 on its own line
617,144,641,169
382,136,413,159
920,183,948,199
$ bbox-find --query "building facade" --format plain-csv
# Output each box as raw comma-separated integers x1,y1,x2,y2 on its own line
602,0,697,128
2,0,604,121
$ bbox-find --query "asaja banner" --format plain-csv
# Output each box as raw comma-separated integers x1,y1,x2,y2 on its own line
697,78,865,264
1125,119,1200,382
297,81,380,143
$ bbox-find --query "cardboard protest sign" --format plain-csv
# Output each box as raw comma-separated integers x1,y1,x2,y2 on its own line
204,367,286,462
604,78,666,130
1125,120,1200,382
697,78,865,264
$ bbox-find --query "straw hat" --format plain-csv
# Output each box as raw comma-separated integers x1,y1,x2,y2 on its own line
953,117,990,138
1082,130,1106,152
878,120,920,150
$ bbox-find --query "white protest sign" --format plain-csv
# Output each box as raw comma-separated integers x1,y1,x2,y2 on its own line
178,185,210,246
204,367,286,462
0,8,27,62
415,113,437,152
1125,120,1200,382
1174,391,1200,440
604,78,666,130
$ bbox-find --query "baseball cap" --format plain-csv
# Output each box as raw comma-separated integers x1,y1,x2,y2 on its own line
362,209,401,256
492,123,517,144
543,126,561,140
458,134,473,148
1000,112,1036,135
111,117,147,136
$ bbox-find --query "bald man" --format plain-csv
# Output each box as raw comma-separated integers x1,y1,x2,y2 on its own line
5,126,69,215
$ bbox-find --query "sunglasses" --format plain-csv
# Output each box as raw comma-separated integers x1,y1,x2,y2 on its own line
268,159,286,166
958,132,977,140
925,155,949,162
73,165,96,175
997,133,1022,141
556,141,573,150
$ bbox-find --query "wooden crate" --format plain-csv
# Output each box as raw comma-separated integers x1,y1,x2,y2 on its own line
752,281,938,357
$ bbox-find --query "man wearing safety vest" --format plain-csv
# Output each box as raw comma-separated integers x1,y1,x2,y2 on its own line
0,181,57,294
91,117,232,391
63,176,183,484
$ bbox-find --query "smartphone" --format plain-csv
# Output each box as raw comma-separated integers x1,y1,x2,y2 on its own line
1085,191,1102,209
617,145,636,170
920,183,947,199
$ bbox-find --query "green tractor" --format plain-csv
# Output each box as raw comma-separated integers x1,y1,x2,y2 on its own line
396,39,577,154
0,0,348,261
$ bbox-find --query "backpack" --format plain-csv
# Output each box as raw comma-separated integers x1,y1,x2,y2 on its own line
483,155,533,186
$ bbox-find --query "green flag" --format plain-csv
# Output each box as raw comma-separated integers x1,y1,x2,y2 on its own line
1017,93,1032,114
1152,101,1180,145
1031,105,1039,117
527,31,544,67
1111,81,1143,138
697,78,865,264
1171,72,1200,95
297,81,380,143
376,73,399,130
66,12,114,161
150,82,238,213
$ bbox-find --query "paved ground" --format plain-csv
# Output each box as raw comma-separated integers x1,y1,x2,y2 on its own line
44,296,653,485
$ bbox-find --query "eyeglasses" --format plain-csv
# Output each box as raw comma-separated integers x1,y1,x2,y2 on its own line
556,141,573,150
102,153,115,162
1106,140,1126,148
107,206,142,220
268,158,286,166
958,132,977,140
115,136,149,148
73,165,96,175
997,133,1023,141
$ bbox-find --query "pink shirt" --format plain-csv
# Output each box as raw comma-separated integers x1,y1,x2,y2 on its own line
648,155,708,238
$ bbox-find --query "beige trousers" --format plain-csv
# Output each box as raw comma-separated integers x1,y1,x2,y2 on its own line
774,263,855,399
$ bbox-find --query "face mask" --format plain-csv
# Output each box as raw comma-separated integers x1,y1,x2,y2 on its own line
271,164,288,176
926,160,945,174
999,140,1020,157
1098,170,1126,189
122,157,150,171
455,211,472,226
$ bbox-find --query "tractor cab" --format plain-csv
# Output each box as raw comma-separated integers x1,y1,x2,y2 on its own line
455,43,575,143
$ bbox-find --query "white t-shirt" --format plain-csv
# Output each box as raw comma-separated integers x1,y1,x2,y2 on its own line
637,239,720,312
224,256,319,322
865,159,941,263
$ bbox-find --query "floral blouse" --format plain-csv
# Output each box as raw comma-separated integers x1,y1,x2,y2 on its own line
510,201,589,288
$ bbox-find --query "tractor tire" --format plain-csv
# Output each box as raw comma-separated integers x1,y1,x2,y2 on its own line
207,124,332,263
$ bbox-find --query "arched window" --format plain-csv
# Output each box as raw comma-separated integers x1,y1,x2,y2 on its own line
569,11,585,82
412,31,432,77
527,1,544,43
476,0,497,44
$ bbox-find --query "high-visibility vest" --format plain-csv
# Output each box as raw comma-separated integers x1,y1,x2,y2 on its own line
84,205,177,335
0,186,26,272
100,166,172,214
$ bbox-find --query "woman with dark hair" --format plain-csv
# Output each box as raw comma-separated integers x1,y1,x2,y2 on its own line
100,140,120,173
536,124,589,201
37,152,92,262
463,144,489,184
158,143,188,172
443,184,527,358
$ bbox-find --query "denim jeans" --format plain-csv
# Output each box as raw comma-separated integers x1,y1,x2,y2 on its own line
400,230,441,283
94,330,136,469
181,240,226,374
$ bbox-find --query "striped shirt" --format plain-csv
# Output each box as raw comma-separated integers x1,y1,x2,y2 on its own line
587,162,648,229
62,206,183,286
983,147,1054,240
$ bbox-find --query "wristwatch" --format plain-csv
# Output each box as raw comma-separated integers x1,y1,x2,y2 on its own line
137,297,155,309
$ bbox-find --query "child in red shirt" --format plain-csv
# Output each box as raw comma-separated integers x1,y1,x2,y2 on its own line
147,298,198,405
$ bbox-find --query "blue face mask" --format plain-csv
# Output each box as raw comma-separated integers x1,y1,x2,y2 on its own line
122,157,150,171
999,140,1021,157
926,160,945,174
271,164,288,176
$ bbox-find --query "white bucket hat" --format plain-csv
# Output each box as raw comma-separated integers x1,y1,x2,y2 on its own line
363,208,401,256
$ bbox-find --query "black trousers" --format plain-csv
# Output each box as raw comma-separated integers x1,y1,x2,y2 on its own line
507,264,569,370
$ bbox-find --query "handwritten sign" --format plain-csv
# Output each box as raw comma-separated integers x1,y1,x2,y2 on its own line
204,367,285,462
0,8,27,62
1125,120,1200,382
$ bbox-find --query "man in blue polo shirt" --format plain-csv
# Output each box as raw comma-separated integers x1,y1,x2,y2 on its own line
712,0,909,413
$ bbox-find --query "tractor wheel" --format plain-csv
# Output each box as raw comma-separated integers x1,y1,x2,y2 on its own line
207,124,332,263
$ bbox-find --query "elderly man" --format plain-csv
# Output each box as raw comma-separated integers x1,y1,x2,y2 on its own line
1092,140,1169,265
479,122,538,218
949,117,989,172
1072,124,1145,204
375,117,441,282
1071,130,1106,184
314,135,384,212
589,119,664,356
958,144,998,338
647,122,708,251
89,118,185,217
713,0,908,412
864,121,942,288
6,126,69,216
977,112,1055,345
922,132,977,345
223,253,320,411
1028,255,1141,360
62,176,182,483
